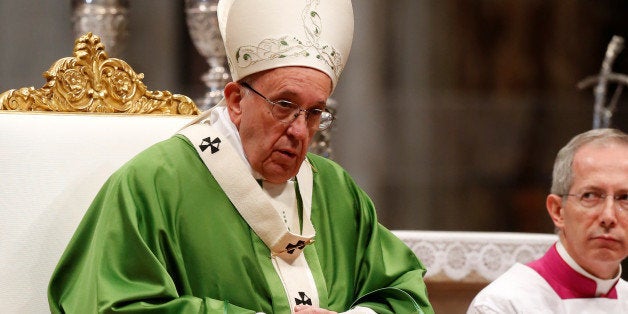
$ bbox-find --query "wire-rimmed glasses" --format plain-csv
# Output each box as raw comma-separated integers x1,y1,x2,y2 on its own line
562,192,628,211
240,82,335,131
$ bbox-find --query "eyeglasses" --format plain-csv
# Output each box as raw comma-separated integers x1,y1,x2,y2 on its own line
562,192,628,211
240,82,335,131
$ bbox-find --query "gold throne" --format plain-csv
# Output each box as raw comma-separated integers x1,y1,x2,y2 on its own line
0,32,199,115
0,33,199,314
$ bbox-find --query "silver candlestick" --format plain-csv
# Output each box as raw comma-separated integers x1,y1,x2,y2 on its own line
71,0,129,57
185,0,232,111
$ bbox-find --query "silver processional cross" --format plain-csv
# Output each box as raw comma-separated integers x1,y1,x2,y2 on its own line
577,35,628,129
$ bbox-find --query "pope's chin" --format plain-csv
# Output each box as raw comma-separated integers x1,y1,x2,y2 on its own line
262,161,301,183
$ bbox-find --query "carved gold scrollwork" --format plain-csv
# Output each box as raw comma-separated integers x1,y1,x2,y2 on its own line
0,32,199,115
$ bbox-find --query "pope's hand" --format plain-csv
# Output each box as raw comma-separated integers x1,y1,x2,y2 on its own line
293,305,338,313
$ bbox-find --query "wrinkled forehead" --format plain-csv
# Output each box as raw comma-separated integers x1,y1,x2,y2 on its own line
572,141,628,183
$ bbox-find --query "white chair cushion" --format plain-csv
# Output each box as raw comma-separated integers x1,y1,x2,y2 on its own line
0,112,194,313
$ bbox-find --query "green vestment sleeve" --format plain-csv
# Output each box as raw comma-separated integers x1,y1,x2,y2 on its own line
48,136,433,313
47,136,265,313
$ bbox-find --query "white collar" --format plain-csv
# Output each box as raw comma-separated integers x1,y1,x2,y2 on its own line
207,104,262,177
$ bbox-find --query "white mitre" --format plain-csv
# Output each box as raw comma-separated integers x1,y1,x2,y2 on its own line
217,0,354,92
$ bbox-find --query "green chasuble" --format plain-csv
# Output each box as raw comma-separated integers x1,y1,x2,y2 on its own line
48,135,433,314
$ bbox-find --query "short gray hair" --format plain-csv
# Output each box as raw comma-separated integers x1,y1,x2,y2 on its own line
551,128,628,195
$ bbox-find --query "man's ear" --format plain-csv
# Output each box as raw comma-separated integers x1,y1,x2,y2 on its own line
224,82,243,125
547,194,565,229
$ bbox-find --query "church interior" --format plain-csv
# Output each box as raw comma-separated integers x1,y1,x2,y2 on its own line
1,1,627,313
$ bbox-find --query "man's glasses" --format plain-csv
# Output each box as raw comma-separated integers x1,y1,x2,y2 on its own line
562,192,628,211
240,82,334,131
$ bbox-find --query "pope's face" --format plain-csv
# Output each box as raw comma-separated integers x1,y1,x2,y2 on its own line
547,141,628,278
226,67,332,183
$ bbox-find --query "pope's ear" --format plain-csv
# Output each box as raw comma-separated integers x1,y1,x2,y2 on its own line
547,194,565,229
224,82,244,122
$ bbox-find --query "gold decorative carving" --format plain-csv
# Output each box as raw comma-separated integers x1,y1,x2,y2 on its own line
0,33,199,115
